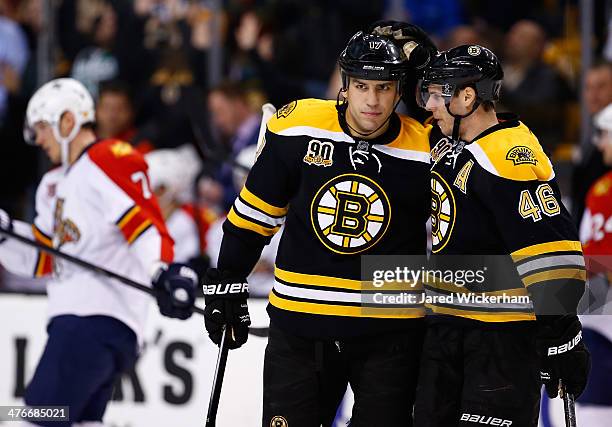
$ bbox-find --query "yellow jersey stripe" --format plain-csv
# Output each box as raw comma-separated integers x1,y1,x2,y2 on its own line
228,208,280,236
270,291,425,318
32,225,52,246
522,268,587,287
240,186,288,217
35,252,49,277
511,240,582,259
426,304,535,322
127,219,152,244
275,267,363,290
118,206,141,229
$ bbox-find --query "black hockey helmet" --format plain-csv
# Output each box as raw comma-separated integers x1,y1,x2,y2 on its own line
417,44,503,108
338,31,410,91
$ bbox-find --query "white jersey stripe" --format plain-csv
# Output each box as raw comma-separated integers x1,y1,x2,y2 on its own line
373,145,430,163
276,126,354,142
234,198,286,227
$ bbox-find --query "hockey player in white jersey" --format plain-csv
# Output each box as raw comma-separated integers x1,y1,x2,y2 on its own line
0,78,197,427
145,145,219,282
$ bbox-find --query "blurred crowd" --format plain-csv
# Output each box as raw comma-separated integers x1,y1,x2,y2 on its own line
1,0,612,283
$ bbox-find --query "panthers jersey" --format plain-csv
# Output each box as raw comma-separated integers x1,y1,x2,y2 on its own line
579,171,612,341
221,99,431,337
428,114,585,323
581,171,612,256
0,139,173,343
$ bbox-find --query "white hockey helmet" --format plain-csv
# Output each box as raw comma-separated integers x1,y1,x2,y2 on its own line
145,145,201,205
593,103,612,148
24,78,95,166
594,103,612,133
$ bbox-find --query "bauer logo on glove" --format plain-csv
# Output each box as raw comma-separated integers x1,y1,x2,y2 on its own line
203,282,249,296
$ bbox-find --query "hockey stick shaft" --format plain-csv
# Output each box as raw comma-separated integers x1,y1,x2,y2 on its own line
561,382,577,427
205,326,230,427
0,227,207,316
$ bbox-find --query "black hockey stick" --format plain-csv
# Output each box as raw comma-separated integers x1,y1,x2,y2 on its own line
560,381,577,427
0,227,207,316
205,326,230,427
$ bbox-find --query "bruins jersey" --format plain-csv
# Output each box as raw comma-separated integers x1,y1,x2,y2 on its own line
219,99,431,337
428,114,586,323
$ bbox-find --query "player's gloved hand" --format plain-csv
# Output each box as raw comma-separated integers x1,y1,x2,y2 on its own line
0,209,12,244
202,268,251,349
368,20,438,71
152,263,197,320
536,315,591,398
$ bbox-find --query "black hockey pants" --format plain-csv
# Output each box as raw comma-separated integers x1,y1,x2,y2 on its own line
263,321,424,427
413,321,541,427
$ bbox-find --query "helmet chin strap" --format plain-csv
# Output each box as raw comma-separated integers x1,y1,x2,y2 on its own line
445,100,480,142
336,87,402,139
51,111,83,169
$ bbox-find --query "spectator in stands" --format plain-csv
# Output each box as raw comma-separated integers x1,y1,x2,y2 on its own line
383,0,464,40
96,80,153,153
228,8,306,106
61,0,150,98
442,25,489,50
572,61,612,226
0,3,29,125
0,2,37,217
228,1,384,106
207,80,261,210
499,19,573,153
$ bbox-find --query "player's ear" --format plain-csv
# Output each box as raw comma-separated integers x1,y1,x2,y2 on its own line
59,111,76,137
463,87,476,108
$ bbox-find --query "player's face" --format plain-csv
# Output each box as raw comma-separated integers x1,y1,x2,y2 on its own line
425,84,454,136
208,91,240,138
96,92,134,138
33,121,61,164
345,78,400,138
425,84,472,137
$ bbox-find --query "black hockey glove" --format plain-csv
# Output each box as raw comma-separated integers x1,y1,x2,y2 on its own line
536,315,591,398
0,209,12,244
202,268,251,349
368,20,438,71
152,263,197,320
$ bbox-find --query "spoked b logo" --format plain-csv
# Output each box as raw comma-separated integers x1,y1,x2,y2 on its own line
311,174,391,254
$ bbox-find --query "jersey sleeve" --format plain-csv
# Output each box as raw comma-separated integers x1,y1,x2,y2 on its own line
88,141,174,274
0,172,56,279
470,144,585,316
217,123,298,275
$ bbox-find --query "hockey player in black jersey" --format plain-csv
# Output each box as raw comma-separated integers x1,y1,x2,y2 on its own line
413,45,591,426
202,24,436,426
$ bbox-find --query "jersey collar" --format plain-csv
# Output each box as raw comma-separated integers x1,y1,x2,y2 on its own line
469,112,520,144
